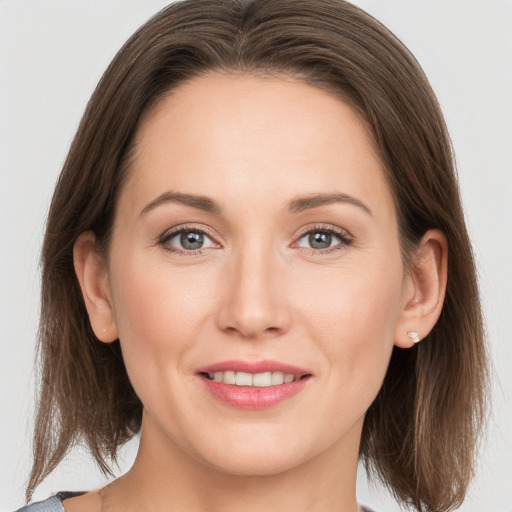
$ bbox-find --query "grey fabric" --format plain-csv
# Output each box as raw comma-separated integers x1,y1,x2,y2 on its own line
15,492,83,512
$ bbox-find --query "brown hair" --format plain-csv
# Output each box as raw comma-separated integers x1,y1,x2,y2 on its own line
29,1,488,509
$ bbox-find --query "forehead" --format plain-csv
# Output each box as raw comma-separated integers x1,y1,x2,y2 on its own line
122,73,394,221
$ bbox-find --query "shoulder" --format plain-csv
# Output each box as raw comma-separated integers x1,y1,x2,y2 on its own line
14,492,84,512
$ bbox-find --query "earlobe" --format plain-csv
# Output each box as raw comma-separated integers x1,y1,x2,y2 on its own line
73,231,118,343
394,229,448,348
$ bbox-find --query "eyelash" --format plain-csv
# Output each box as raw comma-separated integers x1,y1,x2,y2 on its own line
294,224,353,255
157,224,218,256
157,223,353,256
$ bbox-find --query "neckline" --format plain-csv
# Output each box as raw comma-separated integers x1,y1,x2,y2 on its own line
55,490,374,512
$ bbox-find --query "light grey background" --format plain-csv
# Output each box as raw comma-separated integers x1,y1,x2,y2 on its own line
1,1,511,510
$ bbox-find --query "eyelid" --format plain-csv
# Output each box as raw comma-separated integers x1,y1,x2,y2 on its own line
291,223,354,254
158,223,218,240
293,223,353,242
156,222,353,256
157,223,221,254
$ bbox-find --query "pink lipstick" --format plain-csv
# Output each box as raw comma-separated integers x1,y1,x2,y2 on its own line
196,360,312,410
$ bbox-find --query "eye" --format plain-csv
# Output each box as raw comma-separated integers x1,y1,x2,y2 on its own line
159,227,217,253
300,231,336,250
295,226,352,253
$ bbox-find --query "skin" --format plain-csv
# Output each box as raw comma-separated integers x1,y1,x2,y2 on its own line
71,74,447,512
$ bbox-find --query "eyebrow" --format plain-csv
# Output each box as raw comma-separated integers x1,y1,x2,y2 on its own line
288,193,372,216
140,191,222,216
140,191,372,217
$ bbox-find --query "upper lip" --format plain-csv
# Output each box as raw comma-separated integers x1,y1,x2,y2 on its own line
196,359,312,377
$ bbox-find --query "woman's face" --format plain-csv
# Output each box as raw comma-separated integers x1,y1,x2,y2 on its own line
105,74,410,475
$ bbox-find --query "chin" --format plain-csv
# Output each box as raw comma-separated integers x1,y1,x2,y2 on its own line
201,448,307,477
186,425,327,478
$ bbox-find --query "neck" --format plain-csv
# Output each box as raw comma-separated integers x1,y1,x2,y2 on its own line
103,413,362,512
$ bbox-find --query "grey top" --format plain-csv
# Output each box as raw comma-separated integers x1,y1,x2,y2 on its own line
14,493,83,512
15,493,376,511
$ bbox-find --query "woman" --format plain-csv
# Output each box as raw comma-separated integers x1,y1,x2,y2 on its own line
16,0,488,510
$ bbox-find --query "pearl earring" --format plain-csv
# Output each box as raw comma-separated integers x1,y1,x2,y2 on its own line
407,331,420,343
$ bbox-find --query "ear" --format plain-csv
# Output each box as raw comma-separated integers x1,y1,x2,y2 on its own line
73,231,118,343
394,229,448,348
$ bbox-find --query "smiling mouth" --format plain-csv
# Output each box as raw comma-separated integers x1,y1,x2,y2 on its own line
196,360,313,408
200,370,310,387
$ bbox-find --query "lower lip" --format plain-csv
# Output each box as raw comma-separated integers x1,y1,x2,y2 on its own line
199,375,311,410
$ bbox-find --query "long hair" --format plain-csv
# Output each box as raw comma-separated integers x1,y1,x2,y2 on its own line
29,1,488,510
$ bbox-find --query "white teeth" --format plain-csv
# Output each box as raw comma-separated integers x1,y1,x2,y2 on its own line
253,372,272,387
223,370,236,385
271,372,284,385
284,373,294,384
235,371,253,386
206,370,299,387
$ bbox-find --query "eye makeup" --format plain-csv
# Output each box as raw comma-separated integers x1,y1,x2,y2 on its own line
156,222,354,257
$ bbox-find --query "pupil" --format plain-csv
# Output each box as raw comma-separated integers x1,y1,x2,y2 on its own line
181,231,203,250
309,232,331,249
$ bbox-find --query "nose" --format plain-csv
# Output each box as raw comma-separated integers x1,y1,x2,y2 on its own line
216,247,292,339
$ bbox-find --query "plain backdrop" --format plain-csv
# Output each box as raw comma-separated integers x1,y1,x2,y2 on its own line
0,1,511,510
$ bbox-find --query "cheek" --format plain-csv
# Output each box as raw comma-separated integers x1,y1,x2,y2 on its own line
108,253,217,391
111,255,210,339
299,257,403,338
296,253,404,395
